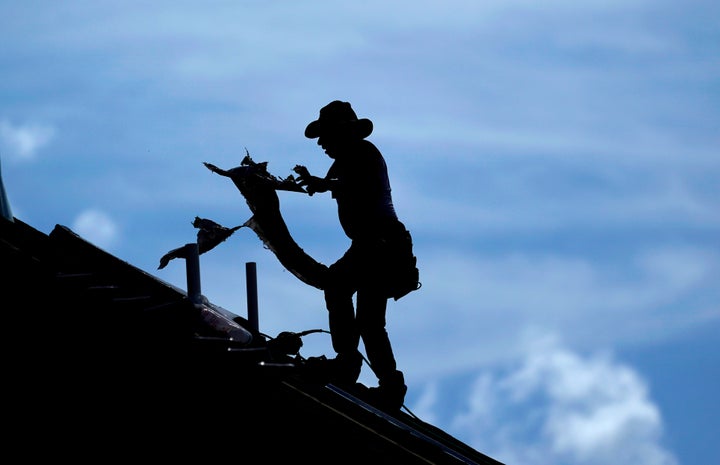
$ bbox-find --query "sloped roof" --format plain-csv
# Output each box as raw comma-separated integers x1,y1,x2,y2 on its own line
2,216,504,464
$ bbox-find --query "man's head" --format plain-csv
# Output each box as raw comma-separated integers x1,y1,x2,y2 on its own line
305,100,373,140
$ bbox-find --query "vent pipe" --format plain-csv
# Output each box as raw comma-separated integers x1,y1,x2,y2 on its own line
184,242,202,305
246,262,259,333
0,157,13,222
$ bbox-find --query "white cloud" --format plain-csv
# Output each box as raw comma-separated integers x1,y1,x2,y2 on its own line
72,209,119,250
387,244,719,381
410,381,440,426
0,120,55,161
446,334,678,465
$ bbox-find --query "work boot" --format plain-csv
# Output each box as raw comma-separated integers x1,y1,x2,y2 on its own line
303,351,362,387
364,370,407,412
331,351,363,386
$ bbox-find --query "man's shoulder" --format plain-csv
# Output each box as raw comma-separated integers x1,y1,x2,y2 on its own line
356,140,384,162
358,139,380,152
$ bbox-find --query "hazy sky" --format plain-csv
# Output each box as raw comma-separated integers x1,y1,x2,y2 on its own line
2,2,718,464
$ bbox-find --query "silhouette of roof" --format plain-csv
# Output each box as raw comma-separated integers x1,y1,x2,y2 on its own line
2,216,504,464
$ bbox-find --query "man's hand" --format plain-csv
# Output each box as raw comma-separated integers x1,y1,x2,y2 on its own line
293,165,328,196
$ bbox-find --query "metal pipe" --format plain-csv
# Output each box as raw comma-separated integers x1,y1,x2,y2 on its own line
246,261,258,333
184,242,202,305
0,157,14,222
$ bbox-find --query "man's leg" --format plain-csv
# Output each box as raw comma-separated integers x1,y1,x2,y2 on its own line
321,250,363,385
356,289,407,410
302,285,362,386
319,286,362,385
356,289,394,377
325,286,360,356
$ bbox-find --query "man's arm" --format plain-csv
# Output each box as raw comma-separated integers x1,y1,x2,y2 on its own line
293,165,337,196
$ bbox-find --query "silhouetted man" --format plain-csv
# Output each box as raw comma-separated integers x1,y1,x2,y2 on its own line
295,100,418,411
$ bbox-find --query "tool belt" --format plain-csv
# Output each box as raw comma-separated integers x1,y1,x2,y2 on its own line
379,225,421,301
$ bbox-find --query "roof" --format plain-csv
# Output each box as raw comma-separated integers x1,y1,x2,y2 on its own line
2,216,504,464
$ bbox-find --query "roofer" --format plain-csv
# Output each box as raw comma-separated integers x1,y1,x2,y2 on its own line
295,100,419,411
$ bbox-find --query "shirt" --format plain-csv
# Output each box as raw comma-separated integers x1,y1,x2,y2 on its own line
326,140,398,240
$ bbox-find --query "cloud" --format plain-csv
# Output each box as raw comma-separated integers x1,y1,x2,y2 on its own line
72,209,119,250
443,334,678,465
410,381,440,426
386,244,719,381
0,120,55,161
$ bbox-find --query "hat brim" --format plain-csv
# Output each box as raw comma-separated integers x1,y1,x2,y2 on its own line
305,118,373,139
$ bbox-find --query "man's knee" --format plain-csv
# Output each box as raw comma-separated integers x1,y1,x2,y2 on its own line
324,286,353,308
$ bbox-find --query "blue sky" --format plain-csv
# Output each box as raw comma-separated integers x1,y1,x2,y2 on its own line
2,1,718,464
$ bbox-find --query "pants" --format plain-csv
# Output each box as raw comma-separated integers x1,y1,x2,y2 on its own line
324,235,400,382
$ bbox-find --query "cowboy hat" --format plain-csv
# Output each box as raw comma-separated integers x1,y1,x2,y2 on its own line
305,100,373,139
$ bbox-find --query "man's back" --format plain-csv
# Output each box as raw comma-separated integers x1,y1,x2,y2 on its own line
328,139,398,241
